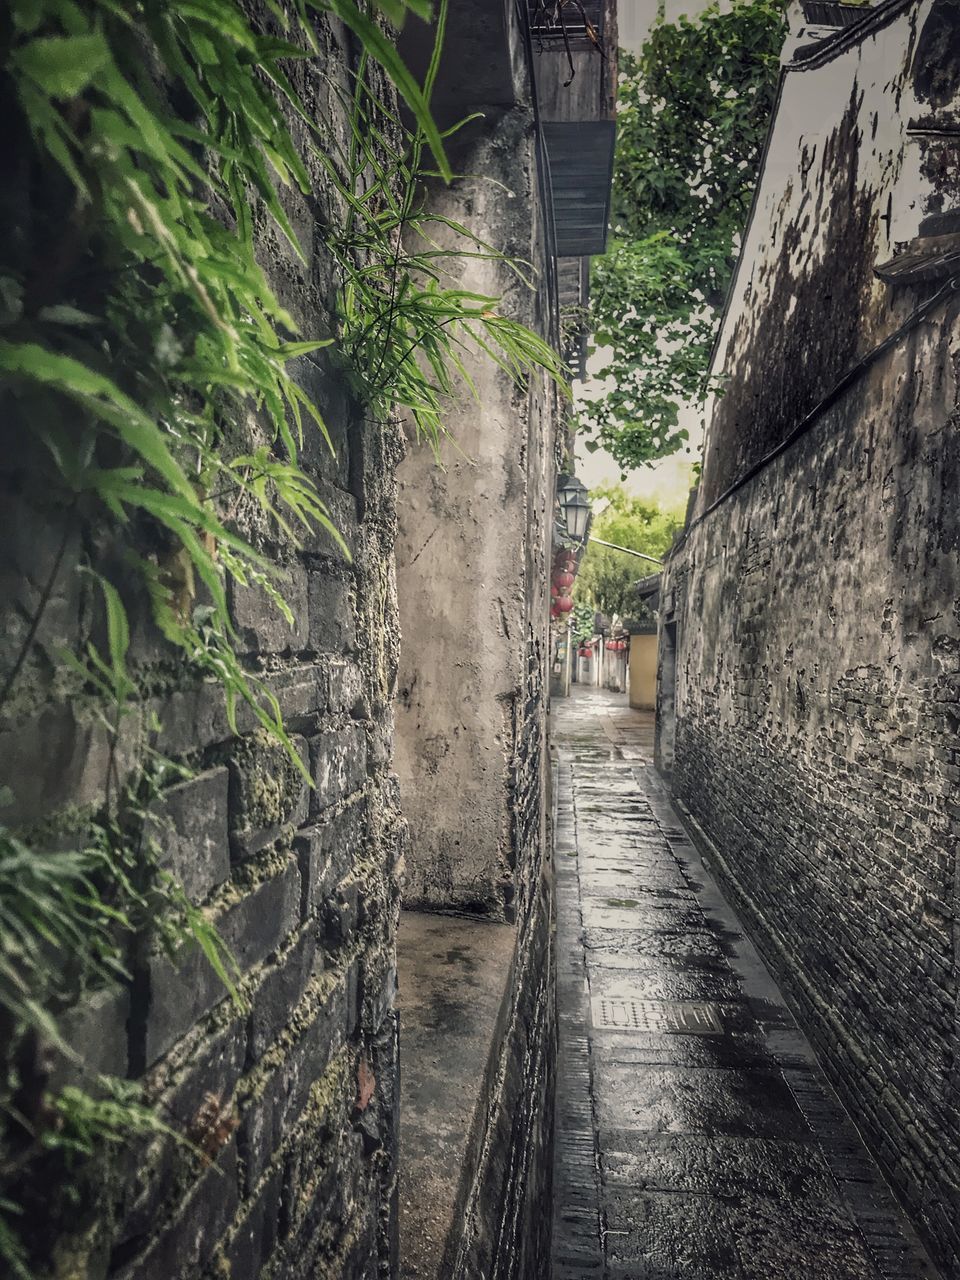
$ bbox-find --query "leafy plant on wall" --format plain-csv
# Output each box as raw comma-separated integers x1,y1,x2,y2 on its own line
570,600,596,644
577,0,786,470
0,0,566,1270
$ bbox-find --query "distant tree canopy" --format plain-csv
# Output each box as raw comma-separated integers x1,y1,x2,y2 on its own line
577,1,787,472
575,485,684,618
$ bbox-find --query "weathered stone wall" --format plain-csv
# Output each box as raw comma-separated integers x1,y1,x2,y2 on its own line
700,0,958,506
392,22,561,1274
0,14,404,1278
661,3,960,1273
447,870,556,1280
394,107,558,921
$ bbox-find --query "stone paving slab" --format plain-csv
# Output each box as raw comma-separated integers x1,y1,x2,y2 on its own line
550,689,940,1280
593,1066,813,1139
601,1134,840,1200
597,1029,778,1069
588,967,744,1004
604,1190,890,1279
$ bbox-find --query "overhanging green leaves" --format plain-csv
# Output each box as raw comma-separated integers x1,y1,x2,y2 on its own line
578,1,786,471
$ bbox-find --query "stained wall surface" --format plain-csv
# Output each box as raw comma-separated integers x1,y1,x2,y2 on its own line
659,2,960,1273
629,633,657,710
392,19,563,1276
395,108,558,922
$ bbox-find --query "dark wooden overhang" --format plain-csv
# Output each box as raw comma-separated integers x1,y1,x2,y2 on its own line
528,0,605,51
800,0,872,28
875,230,960,286
541,120,615,256
634,573,661,615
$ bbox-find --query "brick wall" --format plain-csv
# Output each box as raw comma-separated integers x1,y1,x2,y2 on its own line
661,4,960,1273
0,13,404,1278
664,311,960,1271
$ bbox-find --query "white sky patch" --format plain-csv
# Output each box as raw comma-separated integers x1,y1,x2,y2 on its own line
617,0,711,52
574,344,703,511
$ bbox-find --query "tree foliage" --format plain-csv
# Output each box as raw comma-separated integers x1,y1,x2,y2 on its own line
570,600,596,644
578,1,786,471
575,485,683,618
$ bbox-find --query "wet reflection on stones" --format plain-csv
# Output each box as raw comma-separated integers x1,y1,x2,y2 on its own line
550,688,937,1280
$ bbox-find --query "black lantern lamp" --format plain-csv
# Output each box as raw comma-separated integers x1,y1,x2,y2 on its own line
556,474,591,546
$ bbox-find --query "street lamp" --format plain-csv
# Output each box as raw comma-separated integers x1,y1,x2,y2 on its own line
556,474,591,546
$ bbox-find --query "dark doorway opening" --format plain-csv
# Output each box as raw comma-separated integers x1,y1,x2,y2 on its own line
655,619,678,776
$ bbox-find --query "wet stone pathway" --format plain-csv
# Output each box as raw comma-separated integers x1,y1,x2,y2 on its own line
551,688,938,1280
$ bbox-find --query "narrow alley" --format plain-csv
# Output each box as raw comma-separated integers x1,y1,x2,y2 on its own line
551,688,937,1280
4,0,960,1276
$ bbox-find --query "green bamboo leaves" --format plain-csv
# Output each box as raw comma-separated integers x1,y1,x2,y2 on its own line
0,343,200,505
10,32,111,99
0,831,128,1053
326,0,452,180
330,27,567,458
4,0,349,769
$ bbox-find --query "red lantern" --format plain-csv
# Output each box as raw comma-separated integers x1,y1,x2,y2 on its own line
579,646,591,658
550,604,561,619
553,570,575,591
555,595,573,614
605,640,615,651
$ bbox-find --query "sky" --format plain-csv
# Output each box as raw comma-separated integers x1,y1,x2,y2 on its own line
618,0,706,50
572,0,709,514
574,351,703,513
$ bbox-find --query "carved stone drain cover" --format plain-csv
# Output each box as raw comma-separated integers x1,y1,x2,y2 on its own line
590,996,723,1035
